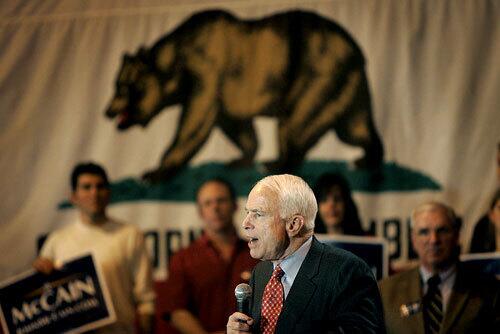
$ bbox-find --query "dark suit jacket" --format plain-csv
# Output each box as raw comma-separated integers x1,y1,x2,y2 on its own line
379,264,500,334
248,237,385,333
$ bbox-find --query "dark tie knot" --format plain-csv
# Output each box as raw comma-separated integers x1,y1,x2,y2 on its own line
427,274,441,288
272,265,285,279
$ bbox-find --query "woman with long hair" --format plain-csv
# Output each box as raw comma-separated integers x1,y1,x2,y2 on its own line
470,188,500,253
313,173,365,235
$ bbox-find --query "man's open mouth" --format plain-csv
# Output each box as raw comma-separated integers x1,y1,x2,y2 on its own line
248,237,258,245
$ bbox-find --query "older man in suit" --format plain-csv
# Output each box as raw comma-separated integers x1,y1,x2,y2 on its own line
226,174,385,333
379,201,500,334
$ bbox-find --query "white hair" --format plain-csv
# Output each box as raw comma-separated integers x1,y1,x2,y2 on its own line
256,174,317,232
410,201,459,230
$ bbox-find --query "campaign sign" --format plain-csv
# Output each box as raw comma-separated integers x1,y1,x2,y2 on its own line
460,252,500,279
0,254,116,334
317,235,389,280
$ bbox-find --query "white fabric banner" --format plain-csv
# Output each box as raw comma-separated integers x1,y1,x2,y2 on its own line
1,0,499,281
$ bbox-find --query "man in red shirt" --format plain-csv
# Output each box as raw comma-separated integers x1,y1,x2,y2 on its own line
162,178,258,333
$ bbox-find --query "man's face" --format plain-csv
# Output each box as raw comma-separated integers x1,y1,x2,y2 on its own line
197,181,237,233
411,208,459,272
71,173,110,219
242,184,288,261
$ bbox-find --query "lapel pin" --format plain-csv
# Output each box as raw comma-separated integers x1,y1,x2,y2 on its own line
400,301,421,318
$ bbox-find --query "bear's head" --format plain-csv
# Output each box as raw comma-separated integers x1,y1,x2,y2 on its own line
105,48,164,130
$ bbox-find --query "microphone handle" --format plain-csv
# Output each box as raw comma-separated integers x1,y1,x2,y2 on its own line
236,298,250,315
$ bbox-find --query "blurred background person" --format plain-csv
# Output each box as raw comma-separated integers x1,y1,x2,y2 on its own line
33,162,155,334
379,201,500,334
313,172,365,236
161,178,258,334
470,188,500,253
469,142,500,253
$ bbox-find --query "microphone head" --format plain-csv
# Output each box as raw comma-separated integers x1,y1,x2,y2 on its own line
235,283,252,301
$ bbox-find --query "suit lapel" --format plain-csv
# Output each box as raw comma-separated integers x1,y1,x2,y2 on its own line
252,261,273,331
276,237,322,334
440,267,470,334
405,269,425,334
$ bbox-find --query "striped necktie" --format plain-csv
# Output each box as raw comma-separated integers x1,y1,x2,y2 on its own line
260,265,285,334
423,274,442,334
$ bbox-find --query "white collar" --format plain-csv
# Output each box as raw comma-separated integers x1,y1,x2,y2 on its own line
272,236,313,281
419,263,456,285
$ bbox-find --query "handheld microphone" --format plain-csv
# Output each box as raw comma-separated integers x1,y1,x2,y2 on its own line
235,283,252,315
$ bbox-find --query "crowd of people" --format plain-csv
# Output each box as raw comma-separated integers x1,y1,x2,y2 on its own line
29,155,500,333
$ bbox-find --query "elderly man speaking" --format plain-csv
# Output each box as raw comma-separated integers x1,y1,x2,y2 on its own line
227,174,385,333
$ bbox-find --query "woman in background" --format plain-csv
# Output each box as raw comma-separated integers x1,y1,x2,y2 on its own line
470,188,500,253
313,172,365,235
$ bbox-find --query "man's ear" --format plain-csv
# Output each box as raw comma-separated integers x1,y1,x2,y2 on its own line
286,215,305,237
70,191,77,206
410,229,418,252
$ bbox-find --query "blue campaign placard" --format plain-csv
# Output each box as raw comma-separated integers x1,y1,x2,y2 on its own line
317,234,388,280
460,252,500,278
0,254,116,334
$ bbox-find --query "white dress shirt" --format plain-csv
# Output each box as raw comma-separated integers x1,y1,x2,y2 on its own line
419,264,457,312
272,236,313,299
